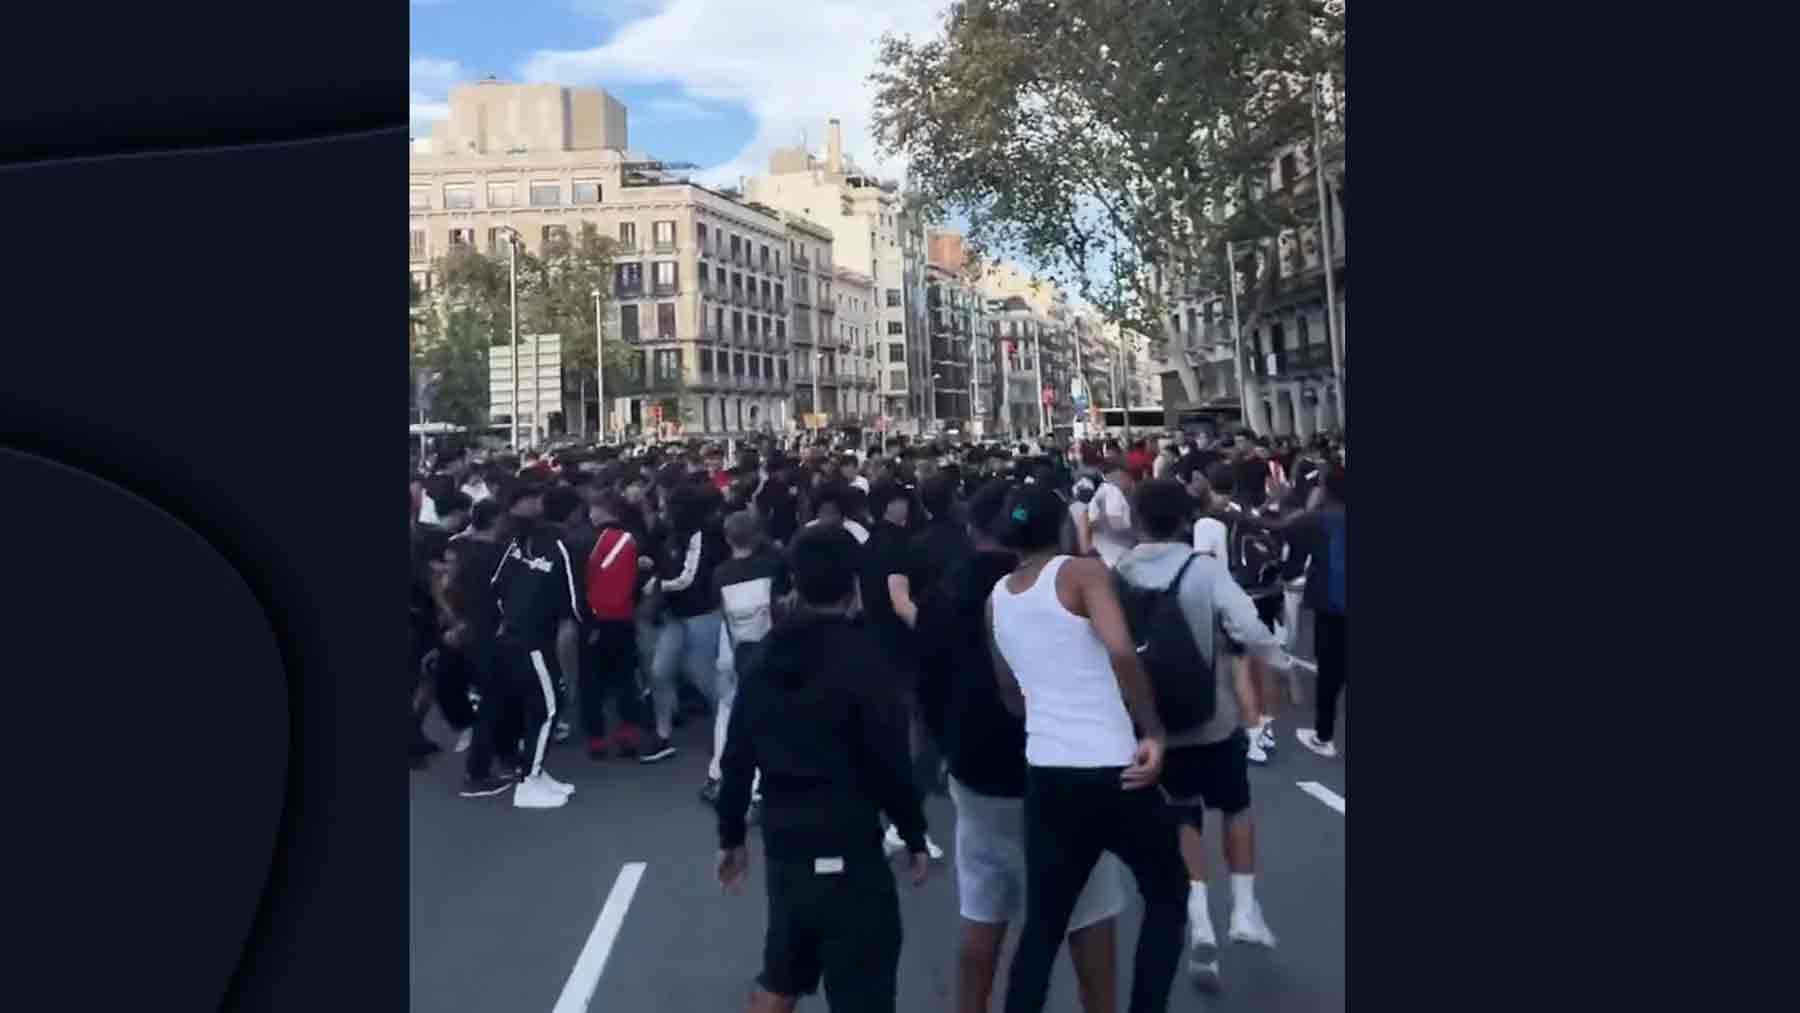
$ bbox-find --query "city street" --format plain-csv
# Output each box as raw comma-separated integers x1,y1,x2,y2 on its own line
410,656,1344,1013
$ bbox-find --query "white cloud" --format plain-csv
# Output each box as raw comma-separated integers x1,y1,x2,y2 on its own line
410,57,462,136
520,1,944,187
645,96,721,121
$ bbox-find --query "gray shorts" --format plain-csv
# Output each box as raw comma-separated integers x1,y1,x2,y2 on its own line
948,776,1125,929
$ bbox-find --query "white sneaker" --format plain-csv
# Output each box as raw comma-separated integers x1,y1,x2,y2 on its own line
1295,728,1338,758
1257,724,1277,751
535,769,575,796
1247,737,1270,766
454,728,473,754
1186,918,1221,988
513,775,569,809
925,835,945,861
1229,903,1278,948
882,824,905,856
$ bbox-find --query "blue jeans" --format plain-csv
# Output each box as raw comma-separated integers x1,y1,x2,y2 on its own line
651,612,722,737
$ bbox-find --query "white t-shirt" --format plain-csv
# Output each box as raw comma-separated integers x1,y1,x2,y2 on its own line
1192,516,1228,562
1087,482,1132,568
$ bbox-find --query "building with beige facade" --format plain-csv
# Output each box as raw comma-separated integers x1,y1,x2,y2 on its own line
409,78,796,440
744,120,923,427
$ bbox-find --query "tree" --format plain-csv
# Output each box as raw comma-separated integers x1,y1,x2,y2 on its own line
872,0,1345,364
427,224,632,440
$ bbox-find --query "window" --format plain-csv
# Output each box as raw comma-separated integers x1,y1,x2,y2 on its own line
409,187,430,209
732,272,744,295
760,245,770,270
449,227,474,248
619,305,640,342
750,357,761,379
733,353,746,377
615,263,643,296
697,222,708,247
887,321,904,336
886,289,902,307
776,319,786,339
409,229,426,260
542,225,567,246
487,182,517,207
529,182,561,206
573,180,601,204
760,280,771,306
443,185,474,209
627,351,646,382
653,220,676,251
775,284,784,307
779,359,788,383
653,349,684,381
890,370,908,389
732,311,743,339
653,262,678,294
700,348,715,374
618,222,637,250
774,251,781,273
715,266,727,289
888,345,906,363
730,235,742,260
657,303,677,339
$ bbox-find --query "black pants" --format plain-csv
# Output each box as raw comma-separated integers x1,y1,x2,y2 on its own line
582,620,649,740
462,639,521,780
1006,766,1187,1013
760,856,902,1011
494,638,561,778
1313,610,1347,742
435,645,477,731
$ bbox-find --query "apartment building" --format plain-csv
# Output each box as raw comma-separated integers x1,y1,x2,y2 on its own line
744,119,919,427
1156,133,1345,438
409,79,794,439
830,268,878,425
924,258,984,431
779,213,834,423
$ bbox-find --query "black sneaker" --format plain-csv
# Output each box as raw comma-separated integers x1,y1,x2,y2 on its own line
699,777,721,805
459,772,516,798
639,738,677,763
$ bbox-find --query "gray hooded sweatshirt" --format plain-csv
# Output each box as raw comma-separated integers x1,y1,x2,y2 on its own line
1115,541,1287,747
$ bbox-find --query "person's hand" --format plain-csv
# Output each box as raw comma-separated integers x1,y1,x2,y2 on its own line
716,846,748,893
1121,736,1164,790
907,850,930,887
638,556,655,571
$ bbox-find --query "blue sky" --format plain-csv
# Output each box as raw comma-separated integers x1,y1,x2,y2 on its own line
410,0,944,187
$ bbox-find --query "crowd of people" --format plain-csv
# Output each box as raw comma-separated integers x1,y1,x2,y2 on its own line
408,426,1348,1012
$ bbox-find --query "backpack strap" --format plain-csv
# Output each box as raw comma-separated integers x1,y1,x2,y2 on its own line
1166,551,1201,593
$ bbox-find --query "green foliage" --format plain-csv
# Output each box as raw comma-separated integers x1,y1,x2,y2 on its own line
871,0,1344,346
412,304,491,432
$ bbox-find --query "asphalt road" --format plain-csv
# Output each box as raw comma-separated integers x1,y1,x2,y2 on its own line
411,642,1344,1013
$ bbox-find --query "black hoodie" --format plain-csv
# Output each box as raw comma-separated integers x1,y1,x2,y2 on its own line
915,550,1028,799
717,612,928,861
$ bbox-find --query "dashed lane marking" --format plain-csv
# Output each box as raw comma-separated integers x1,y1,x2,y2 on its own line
1296,781,1345,814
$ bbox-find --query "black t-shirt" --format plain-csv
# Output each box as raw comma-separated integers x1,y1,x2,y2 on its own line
755,480,800,544
860,520,916,661
447,537,505,643
907,517,973,604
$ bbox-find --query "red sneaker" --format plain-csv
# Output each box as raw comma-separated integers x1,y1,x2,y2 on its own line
587,736,610,760
613,724,643,758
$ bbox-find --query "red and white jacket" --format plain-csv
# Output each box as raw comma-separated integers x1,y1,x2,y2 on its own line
586,523,639,622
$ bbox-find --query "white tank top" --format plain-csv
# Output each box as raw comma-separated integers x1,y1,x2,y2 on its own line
990,556,1137,768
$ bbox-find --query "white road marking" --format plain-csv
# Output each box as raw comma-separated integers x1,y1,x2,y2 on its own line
552,861,646,1013
1297,781,1345,814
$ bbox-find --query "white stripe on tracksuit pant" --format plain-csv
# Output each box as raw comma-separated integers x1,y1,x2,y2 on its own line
525,648,558,777
710,623,760,796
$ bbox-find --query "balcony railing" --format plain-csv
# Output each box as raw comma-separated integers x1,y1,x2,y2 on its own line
773,299,787,314
793,251,810,269
732,249,745,266
653,240,677,254
652,283,676,297
731,290,745,306
615,285,644,300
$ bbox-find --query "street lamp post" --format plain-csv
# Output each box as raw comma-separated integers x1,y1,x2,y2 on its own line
500,226,522,451
591,286,605,445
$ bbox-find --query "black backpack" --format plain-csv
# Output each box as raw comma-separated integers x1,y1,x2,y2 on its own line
1224,506,1284,595
1114,554,1216,735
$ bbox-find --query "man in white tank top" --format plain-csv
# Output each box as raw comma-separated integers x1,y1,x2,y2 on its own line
985,484,1189,1013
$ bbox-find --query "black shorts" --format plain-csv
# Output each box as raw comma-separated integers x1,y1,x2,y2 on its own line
759,855,902,1008
1160,731,1252,824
